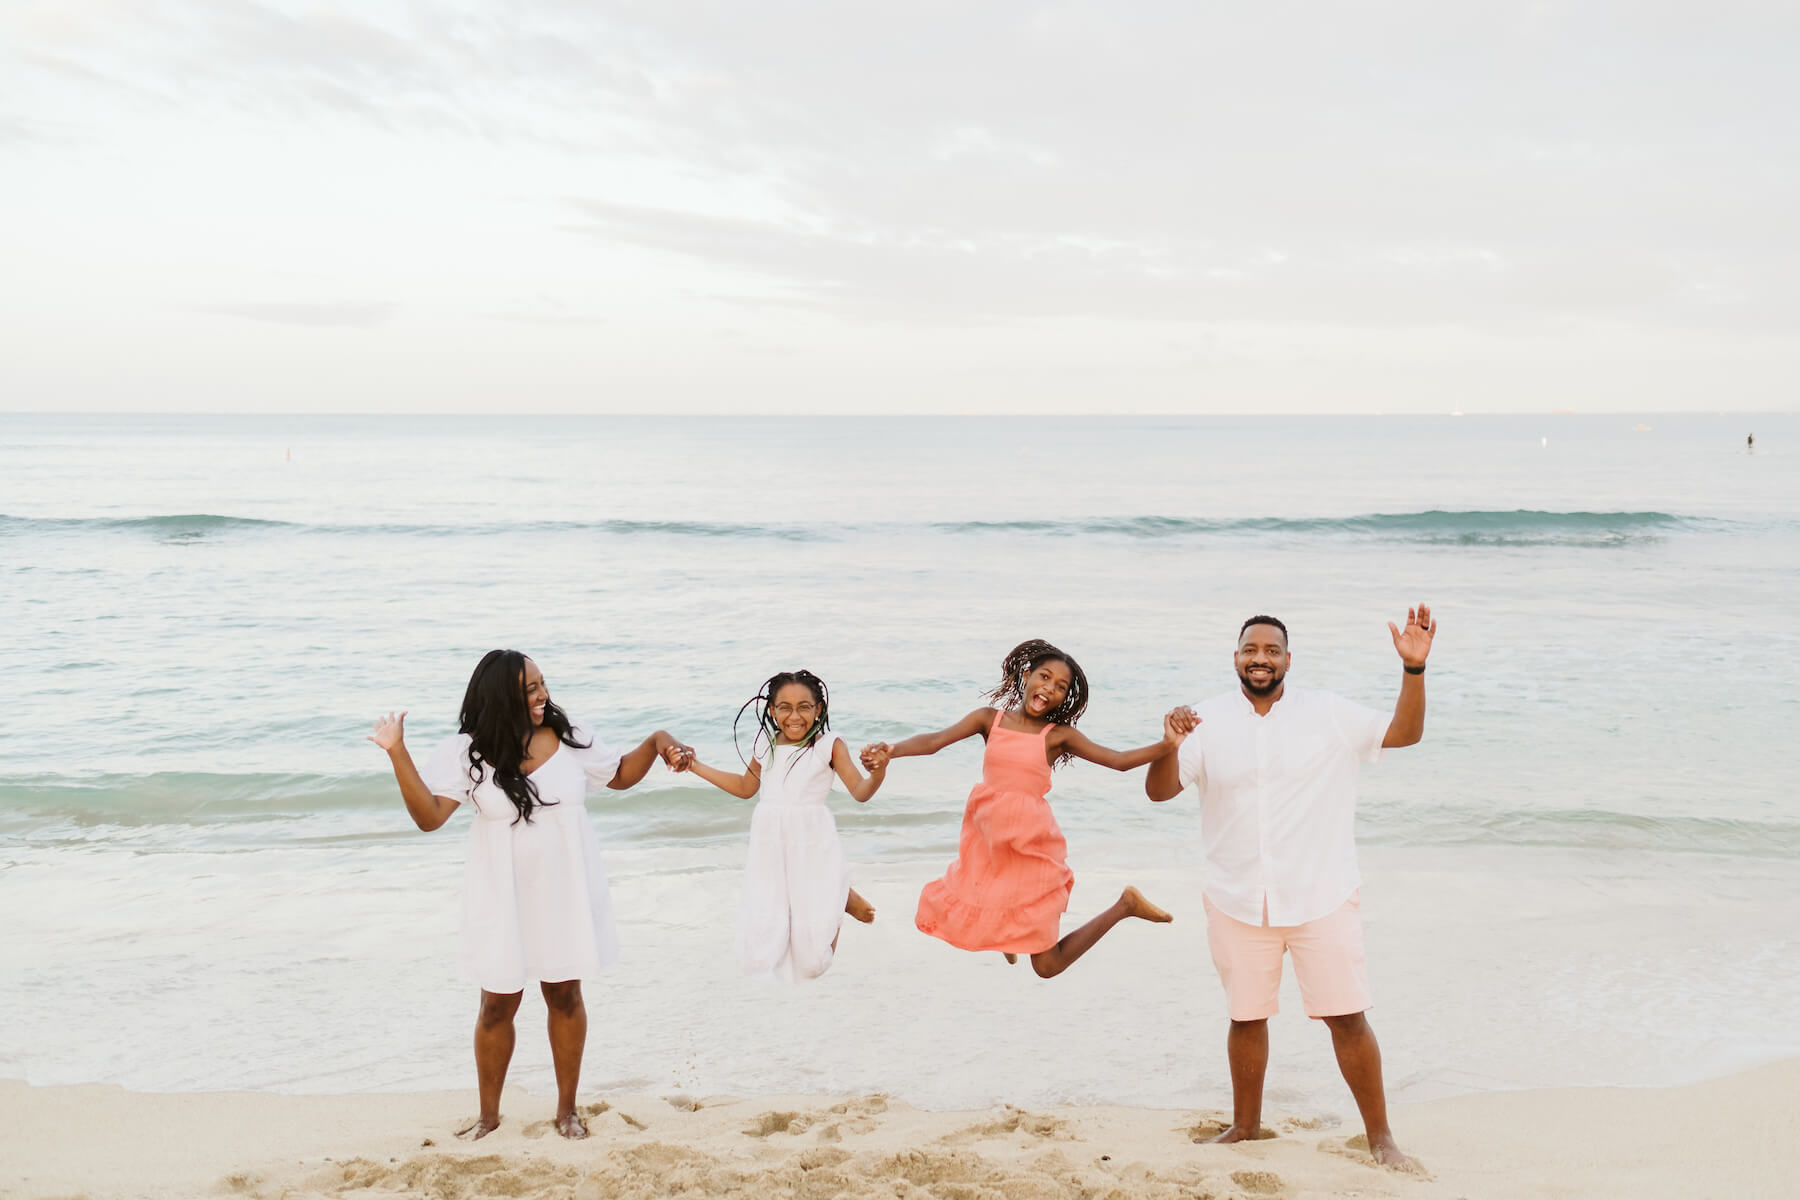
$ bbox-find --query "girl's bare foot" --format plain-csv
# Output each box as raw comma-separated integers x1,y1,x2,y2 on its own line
845,888,876,924
1120,886,1173,922
555,1112,589,1139
1207,1123,1258,1144
1003,952,1018,964
456,1115,500,1140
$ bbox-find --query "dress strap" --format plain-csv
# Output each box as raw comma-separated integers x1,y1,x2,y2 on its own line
988,707,1007,735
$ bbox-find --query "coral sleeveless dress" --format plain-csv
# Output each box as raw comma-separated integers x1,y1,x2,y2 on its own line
915,710,1075,955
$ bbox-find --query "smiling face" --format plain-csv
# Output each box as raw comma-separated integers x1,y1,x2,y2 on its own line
1235,624,1290,698
1020,658,1074,719
768,680,822,744
521,657,549,728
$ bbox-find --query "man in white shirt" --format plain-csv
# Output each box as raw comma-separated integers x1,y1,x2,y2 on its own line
1145,606,1436,1169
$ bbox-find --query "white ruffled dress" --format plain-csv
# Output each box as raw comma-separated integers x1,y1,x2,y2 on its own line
420,721,623,993
736,733,853,981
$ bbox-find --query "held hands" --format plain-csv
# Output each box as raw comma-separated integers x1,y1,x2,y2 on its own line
1162,706,1200,748
653,732,695,772
859,742,891,772
1388,603,1438,668
367,711,407,753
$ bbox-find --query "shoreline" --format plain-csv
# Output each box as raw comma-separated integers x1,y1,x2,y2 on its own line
5,1059,1795,1199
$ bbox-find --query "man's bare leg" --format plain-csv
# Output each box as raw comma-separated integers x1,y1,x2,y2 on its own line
1208,1018,1269,1143
845,888,876,924
1320,1012,1412,1168
541,980,589,1139
460,989,523,1139
1028,886,1171,979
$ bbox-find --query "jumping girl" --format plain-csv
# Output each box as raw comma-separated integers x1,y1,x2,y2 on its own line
368,650,689,1140
860,639,1190,978
675,669,886,980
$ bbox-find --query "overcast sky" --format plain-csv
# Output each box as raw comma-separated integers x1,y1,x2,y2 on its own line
3,2,1795,413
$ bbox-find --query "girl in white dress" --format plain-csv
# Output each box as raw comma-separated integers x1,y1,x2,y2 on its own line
676,670,885,980
368,649,689,1141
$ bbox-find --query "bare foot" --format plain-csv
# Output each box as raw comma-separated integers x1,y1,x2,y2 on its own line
1120,885,1173,923
1368,1131,1418,1172
456,1115,500,1140
845,888,876,924
1207,1123,1260,1144
555,1112,589,1139
1003,952,1018,964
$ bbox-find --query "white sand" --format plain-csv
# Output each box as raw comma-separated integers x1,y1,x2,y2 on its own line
3,1060,1795,1199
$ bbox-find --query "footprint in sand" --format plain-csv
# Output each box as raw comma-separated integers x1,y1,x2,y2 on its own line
1231,1167,1285,1195
938,1105,1073,1145
744,1110,806,1137
744,1095,888,1140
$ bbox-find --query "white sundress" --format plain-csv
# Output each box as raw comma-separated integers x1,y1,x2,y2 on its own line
735,733,853,982
419,720,623,994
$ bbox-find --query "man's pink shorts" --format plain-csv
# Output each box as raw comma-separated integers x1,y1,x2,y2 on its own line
1203,891,1370,1021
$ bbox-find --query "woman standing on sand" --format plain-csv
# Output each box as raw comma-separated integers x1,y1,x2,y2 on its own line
368,650,689,1140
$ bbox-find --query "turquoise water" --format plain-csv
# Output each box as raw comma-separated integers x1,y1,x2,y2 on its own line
1,413,1795,1112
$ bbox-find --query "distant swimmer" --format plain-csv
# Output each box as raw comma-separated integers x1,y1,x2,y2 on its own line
1748,434,1755,450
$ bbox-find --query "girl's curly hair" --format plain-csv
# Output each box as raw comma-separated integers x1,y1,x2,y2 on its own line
983,639,1089,767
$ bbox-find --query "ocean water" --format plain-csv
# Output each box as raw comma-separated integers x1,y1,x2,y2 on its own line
1,412,1795,1119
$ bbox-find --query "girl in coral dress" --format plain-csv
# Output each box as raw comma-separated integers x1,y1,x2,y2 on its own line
861,639,1190,978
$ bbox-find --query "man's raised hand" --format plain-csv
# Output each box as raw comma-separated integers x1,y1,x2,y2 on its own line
1387,604,1438,668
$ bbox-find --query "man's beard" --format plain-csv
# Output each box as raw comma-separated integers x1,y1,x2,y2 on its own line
1237,668,1284,696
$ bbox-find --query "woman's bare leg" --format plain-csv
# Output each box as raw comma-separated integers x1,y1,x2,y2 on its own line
540,980,588,1139
460,989,523,1139
1029,886,1171,979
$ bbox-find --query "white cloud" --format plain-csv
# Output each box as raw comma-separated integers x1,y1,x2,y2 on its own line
1,1,1796,412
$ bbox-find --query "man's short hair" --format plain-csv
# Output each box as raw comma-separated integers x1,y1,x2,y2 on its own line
1238,614,1289,645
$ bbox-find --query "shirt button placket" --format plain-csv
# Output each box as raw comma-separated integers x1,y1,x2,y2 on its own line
1256,717,1271,922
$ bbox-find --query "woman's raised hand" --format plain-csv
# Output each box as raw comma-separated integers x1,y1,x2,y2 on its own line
661,741,695,771
860,742,891,771
368,711,407,752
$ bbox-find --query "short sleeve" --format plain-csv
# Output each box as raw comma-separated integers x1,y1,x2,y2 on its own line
1176,729,1206,791
819,733,846,786
1326,693,1388,763
419,733,475,804
567,721,625,792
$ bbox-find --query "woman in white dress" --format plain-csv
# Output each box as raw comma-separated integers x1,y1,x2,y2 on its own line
368,649,689,1140
676,670,886,980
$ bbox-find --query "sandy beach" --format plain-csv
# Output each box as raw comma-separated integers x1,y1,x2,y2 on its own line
4,1059,1794,1200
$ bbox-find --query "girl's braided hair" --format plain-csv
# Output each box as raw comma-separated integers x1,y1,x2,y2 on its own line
732,669,831,774
983,639,1089,767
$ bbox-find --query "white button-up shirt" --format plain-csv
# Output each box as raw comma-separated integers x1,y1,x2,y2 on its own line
1176,685,1388,927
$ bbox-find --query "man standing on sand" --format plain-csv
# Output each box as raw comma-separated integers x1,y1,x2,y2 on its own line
1145,606,1436,1169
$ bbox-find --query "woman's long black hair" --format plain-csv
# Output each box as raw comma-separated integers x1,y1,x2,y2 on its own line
459,649,590,824
984,638,1089,767
732,669,830,772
